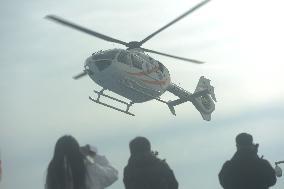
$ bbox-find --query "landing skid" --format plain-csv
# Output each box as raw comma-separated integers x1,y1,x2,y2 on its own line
89,89,135,116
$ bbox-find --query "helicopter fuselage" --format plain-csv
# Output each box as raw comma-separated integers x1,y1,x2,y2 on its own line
46,0,216,119
85,49,171,103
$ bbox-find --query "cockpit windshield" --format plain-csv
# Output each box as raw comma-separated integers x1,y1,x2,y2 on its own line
117,50,131,65
117,51,128,62
95,59,112,71
92,50,118,60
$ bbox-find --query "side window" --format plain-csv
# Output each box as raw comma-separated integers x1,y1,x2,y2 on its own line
131,55,143,69
145,62,150,71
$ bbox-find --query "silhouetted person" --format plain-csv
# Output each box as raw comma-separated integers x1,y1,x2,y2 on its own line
123,136,178,189
45,135,118,189
218,133,276,189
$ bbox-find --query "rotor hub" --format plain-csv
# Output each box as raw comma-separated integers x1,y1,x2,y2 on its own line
126,41,142,49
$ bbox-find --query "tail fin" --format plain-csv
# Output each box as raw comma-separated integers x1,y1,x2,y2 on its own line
166,76,216,121
191,76,216,121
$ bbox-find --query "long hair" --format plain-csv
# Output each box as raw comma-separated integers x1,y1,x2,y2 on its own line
46,135,86,189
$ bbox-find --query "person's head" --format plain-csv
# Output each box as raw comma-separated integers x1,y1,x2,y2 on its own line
129,136,151,156
46,135,86,189
236,133,258,151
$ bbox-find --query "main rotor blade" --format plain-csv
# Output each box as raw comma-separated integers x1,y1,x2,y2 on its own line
73,71,88,80
142,48,204,64
139,0,211,45
45,15,128,46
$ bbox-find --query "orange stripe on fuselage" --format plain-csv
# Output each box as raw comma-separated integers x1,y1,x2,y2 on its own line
141,79,167,85
126,66,159,76
126,66,167,85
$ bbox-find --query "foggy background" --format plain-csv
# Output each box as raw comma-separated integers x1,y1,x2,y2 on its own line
0,0,284,188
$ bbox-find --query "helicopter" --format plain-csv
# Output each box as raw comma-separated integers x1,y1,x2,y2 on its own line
46,0,217,121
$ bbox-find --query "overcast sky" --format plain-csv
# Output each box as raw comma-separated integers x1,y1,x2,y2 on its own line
1,0,284,189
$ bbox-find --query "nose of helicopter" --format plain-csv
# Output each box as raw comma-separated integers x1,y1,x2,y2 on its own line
84,57,95,75
85,56,112,73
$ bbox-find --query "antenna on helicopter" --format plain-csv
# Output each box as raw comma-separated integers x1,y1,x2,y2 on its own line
45,0,210,64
